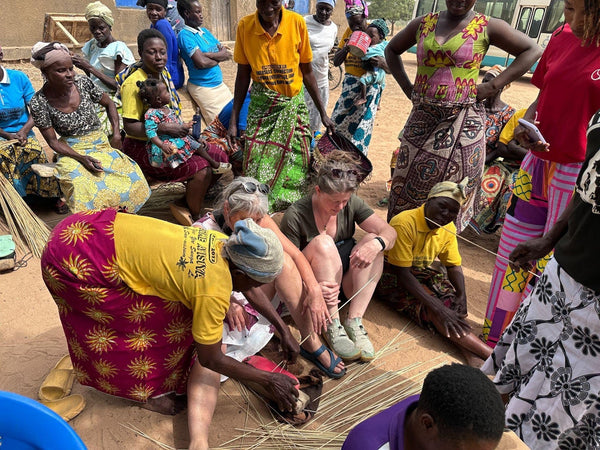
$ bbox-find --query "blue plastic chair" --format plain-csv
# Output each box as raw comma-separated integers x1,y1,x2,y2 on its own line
0,391,87,449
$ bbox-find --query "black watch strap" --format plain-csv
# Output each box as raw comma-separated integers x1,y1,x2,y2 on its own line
374,236,386,251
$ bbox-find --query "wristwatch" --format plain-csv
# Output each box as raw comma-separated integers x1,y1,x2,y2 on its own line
374,236,386,251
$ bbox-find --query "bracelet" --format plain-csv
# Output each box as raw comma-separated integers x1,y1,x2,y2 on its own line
374,236,386,251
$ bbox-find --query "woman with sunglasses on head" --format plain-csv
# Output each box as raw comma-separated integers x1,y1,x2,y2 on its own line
281,151,397,363
193,177,346,378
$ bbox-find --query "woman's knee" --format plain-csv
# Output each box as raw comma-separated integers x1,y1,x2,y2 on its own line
304,233,337,258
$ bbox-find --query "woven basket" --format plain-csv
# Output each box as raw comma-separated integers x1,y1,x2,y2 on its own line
313,132,373,182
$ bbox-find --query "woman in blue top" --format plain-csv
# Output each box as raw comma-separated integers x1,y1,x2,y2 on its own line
140,0,185,89
177,0,233,125
0,44,62,207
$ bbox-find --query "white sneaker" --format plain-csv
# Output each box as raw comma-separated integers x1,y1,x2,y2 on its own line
344,317,375,362
324,318,361,362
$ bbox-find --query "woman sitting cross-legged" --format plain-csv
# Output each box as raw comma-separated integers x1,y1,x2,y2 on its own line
193,177,345,378
376,179,492,367
29,42,150,213
280,151,397,362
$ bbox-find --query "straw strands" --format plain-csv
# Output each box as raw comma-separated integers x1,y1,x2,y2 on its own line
220,323,450,449
0,172,50,258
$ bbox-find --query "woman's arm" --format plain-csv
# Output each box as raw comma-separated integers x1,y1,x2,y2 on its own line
98,92,122,149
509,196,576,271
190,49,220,69
384,17,422,99
259,214,330,334
395,265,471,338
1,115,35,145
72,54,119,91
446,265,467,317
195,341,298,412
227,64,252,147
38,126,103,173
300,62,335,134
477,18,542,100
350,214,397,269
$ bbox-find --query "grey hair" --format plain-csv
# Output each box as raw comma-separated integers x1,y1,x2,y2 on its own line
216,176,269,218
314,150,360,194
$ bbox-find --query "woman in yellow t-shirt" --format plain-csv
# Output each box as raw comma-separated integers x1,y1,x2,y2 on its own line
228,0,335,212
41,209,298,449
377,180,493,367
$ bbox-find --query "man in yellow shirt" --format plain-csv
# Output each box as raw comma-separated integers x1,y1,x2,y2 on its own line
228,0,335,212
377,180,493,367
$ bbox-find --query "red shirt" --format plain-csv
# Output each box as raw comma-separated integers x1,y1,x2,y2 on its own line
531,24,600,164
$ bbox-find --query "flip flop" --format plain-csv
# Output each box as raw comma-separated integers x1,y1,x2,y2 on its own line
300,345,346,379
212,162,232,174
39,394,86,422
39,355,75,402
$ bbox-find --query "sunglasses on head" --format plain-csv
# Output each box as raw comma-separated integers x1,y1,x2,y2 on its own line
330,168,359,181
234,181,270,195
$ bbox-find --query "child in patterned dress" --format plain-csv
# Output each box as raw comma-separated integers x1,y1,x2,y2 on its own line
137,79,228,172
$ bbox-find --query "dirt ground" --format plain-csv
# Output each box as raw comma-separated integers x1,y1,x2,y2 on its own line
0,53,538,449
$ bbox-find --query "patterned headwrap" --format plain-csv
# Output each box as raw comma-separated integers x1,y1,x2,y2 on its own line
85,1,114,27
224,219,284,284
427,177,469,205
369,18,389,38
30,42,71,70
345,0,368,17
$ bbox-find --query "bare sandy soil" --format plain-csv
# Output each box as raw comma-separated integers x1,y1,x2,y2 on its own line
0,53,538,449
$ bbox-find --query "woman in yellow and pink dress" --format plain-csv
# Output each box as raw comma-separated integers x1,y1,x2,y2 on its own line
385,0,541,232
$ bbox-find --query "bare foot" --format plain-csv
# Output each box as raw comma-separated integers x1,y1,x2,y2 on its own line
354,98,367,106
140,393,187,415
460,348,485,368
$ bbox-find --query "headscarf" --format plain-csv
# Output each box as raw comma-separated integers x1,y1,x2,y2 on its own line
317,0,336,7
223,219,284,284
369,19,389,38
345,0,367,17
427,177,469,205
30,42,71,70
85,1,114,27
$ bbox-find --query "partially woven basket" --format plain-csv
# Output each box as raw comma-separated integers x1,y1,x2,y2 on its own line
313,132,373,183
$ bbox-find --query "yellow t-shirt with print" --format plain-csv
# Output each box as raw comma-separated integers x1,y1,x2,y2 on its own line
387,205,461,269
234,8,312,97
339,27,367,77
114,213,232,345
499,108,526,145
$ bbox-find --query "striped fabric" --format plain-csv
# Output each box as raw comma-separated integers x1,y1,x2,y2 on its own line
483,151,582,347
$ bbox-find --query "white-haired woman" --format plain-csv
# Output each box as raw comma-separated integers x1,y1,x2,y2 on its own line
194,176,346,378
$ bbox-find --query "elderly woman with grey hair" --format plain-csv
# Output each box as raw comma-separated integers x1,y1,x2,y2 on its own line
194,176,346,378
280,151,397,364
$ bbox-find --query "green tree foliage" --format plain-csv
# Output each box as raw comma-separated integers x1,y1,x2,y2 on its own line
369,0,415,34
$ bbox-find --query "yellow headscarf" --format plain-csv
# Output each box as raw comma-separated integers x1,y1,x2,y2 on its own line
85,1,114,27
427,177,469,205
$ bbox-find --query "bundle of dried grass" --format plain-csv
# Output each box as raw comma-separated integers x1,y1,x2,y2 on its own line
0,172,50,257
221,324,451,449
